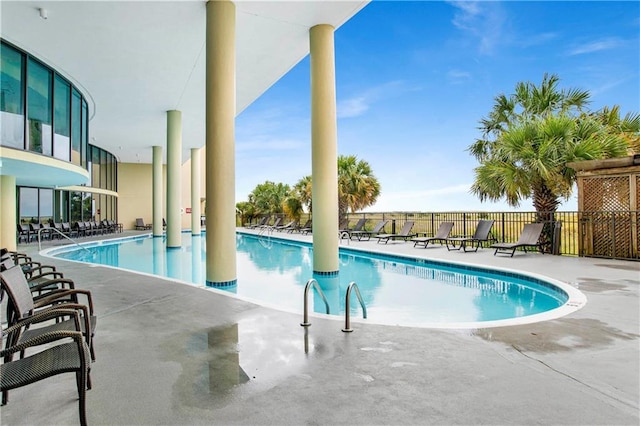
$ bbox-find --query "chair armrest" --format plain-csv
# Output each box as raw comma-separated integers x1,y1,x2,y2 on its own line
2,308,82,342
29,277,75,293
33,289,94,316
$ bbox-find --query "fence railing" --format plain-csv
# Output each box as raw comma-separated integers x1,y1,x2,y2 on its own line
239,210,639,261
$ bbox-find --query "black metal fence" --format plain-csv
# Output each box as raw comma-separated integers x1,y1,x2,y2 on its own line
347,211,638,261
240,210,639,261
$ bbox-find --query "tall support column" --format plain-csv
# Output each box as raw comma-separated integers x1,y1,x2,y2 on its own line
205,0,236,286
166,110,182,248
0,175,17,252
191,147,202,236
310,24,339,274
152,146,163,237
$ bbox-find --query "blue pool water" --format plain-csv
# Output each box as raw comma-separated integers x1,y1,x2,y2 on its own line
50,232,570,327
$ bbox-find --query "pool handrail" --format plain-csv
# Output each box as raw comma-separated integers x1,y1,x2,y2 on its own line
300,278,330,327
38,227,92,253
342,281,367,332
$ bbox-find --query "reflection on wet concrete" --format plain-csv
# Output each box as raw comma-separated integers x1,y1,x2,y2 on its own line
475,318,638,353
161,313,331,411
574,278,637,293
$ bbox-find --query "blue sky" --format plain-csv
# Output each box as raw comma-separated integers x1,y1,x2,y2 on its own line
235,1,640,212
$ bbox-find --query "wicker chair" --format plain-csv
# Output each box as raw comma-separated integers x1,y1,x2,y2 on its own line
0,265,96,361
1,308,91,425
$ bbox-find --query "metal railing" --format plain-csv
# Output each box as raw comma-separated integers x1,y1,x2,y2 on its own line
342,282,367,332
38,227,91,253
300,279,330,327
346,210,639,260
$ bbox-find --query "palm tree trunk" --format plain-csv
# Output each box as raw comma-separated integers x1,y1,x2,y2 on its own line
532,185,560,253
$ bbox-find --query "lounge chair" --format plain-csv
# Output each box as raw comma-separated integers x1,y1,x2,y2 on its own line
446,219,495,252
411,222,454,248
290,219,312,234
247,216,269,229
135,218,152,230
376,221,415,244
275,220,297,232
260,217,282,233
341,218,367,239
0,265,97,361
1,308,92,425
491,223,545,257
350,220,388,241
300,219,313,235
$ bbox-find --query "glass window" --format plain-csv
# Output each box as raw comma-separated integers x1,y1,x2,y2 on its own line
71,88,81,165
70,191,82,222
100,149,107,189
92,146,100,188
54,190,69,223
53,75,70,161
81,99,88,167
0,42,25,149
83,193,93,221
27,58,52,155
39,188,53,223
19,187,38,224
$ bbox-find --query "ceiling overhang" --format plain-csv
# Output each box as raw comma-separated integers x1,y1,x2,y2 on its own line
1,1,369,167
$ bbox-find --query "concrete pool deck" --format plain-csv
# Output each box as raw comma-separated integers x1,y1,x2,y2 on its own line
1,228,638,425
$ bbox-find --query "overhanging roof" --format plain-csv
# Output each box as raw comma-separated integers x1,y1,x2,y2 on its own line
1,0,369,167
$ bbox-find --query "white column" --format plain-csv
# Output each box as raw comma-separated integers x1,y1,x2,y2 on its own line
191,147,201,235
152,145,163,237
0,175,17,251
166,110,182,248
205,0,236,286
310,24,339,274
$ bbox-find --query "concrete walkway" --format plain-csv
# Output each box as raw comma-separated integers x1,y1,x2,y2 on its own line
1,229,638,425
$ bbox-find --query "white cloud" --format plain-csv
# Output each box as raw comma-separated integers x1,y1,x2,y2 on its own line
518,32,559,48
447,69,471,84
568,37,623,55
337,96,369,118
447,1,506,55
337,80,420,119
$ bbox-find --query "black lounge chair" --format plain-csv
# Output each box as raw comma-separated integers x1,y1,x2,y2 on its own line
275,220,297,232
247,216,269,229
1,308,92,425
411,222,454,248
491,223,545,257
290,219,312,234
341,218,367,239
376,221,415,244
300,220,313,235
350,220,388,241
135,218,152,230
446,219,495,252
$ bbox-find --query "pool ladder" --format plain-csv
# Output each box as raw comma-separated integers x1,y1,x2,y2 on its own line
300,279,367,332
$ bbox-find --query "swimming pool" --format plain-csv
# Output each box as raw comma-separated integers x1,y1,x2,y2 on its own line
46,232,586,328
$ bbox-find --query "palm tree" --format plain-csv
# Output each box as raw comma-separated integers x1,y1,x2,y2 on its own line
337,155,381,219
469,74,630,250
292,175,313,214
590,105,640,155
248,181,291,215
469,74,629,217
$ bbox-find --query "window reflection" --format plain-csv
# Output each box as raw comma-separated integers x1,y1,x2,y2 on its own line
0,43,25,149
27,58,52,155
54,75,71,161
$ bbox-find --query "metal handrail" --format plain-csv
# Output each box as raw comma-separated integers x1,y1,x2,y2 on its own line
342,281,367,332
300,278,330,326
38,227,91,253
